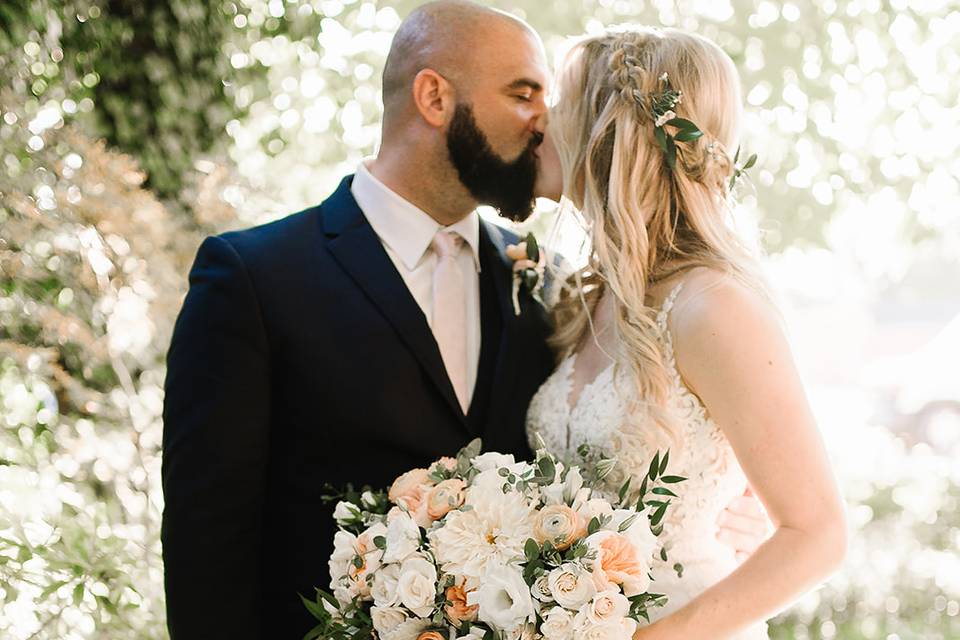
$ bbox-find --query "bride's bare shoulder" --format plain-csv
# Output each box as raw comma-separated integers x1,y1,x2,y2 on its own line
669,267,784,373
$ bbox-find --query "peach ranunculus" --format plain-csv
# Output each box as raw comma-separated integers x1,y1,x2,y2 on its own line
444,580,479,625
416,632,446,640
426,479,467,520
594,532,649,595
388,468,433,511
533,504,587,550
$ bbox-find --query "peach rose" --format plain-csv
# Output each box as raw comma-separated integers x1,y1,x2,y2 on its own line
388,468,433,510
533,504,587,550
444,581,479,625
595,532,648,594
435,456,457,471
416,632,445,640
426,479,467,520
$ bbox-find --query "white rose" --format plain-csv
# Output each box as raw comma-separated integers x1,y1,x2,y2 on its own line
328,530,356,586
383,511,422,563
540,605,576,640
547,563,597,610
333,500,361,526
586,591,631,625
471,452,516,472
396,555,438,618
468,563,535,631
505,622,538,640
531,574,554,603
380,616,432,640
361,490,378,508
370,605,408,634
371,562,401,607
574,616,638,640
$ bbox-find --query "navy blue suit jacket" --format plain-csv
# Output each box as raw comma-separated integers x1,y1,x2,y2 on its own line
161,176,555,638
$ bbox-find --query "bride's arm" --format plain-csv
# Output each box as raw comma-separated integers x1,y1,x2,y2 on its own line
634,275,848,639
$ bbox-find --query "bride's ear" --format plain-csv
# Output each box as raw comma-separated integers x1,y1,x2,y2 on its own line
412,69,456,128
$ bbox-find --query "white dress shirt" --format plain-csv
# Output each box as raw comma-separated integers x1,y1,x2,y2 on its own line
351,160,482,408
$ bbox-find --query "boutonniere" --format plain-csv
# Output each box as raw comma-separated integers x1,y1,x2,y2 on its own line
505,232,546,316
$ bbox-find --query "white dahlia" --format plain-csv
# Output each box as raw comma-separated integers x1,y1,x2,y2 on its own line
429,485,536,578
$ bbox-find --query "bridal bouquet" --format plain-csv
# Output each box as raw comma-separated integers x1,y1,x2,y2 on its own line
303,439,685,640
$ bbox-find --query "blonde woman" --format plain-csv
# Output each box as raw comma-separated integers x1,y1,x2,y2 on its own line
526,26,847,638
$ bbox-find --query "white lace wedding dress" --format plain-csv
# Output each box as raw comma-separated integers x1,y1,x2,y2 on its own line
526,283,769,638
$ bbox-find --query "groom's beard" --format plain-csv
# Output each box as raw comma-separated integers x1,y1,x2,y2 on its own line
446,103,543,222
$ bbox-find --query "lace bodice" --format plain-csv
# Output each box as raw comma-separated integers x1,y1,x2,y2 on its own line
525,282,768,637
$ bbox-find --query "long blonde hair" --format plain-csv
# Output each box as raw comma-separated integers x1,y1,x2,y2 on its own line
549,26,763,445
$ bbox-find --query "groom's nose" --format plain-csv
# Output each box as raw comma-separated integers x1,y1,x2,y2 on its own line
532,111,548,137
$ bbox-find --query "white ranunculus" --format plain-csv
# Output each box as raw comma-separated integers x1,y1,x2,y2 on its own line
586,590,631,625
333,500,361,526
384,511,422,563
370,605,408,635
468,562,535,632
471,452,516,472
379,616,432,640
540,605,576,640
547,563,597,610
371,562,401,607
396,555,438,618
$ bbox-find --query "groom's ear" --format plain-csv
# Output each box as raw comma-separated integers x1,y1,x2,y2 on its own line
411,68,455,128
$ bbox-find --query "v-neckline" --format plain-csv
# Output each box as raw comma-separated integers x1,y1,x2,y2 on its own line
562,354,615,417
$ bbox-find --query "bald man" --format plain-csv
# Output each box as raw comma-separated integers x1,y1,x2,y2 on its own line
161,2,769,637
161,2,555,637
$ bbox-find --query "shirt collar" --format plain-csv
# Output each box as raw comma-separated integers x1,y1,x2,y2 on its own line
351,159,481,272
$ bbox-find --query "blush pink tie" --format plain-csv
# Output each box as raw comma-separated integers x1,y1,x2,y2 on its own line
431,230,469,413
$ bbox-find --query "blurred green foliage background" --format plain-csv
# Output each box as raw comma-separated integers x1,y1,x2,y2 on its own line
1,0,958,638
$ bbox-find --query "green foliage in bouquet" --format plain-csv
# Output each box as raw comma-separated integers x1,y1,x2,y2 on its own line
302,438,688,640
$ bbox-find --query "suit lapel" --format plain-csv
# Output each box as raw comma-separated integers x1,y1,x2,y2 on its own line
320,177,467,425
479,219,521,427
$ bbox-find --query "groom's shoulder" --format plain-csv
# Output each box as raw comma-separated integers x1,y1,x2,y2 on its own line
216,205,322,258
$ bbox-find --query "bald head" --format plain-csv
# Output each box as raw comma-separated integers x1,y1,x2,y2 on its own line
382,0,538,119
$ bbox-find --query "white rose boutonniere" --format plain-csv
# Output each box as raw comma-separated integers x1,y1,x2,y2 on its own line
505,232,546,316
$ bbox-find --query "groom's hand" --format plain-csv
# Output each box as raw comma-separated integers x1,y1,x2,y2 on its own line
716,487,772,562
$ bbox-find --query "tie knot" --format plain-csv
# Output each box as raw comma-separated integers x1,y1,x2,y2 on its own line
432,230,463,259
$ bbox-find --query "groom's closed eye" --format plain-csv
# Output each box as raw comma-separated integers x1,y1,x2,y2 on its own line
504,78,544,101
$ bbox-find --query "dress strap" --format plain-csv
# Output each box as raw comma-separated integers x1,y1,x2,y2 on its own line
656,281,685,332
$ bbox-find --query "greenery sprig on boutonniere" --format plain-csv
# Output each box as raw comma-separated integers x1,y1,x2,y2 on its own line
649,72,704,170
506,231,546,316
